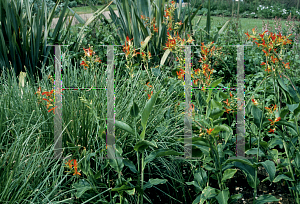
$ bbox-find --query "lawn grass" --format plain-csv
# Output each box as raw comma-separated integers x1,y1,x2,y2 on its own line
191,15,300,34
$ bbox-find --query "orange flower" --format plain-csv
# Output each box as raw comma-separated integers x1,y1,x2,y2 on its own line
224,107,232,114
223,99,231,106
176,69,185,79
42,90,54,97
83,47,94,57
48,106,57,114
94,57,102,63
153,24,158,33
252,98,258,106
206,128,214,135
80,60,89,70
189,103,195,112
146,82,152,88
65,159,73,169
148,91,153,100
230,92,233,98
268,117,281,125
73,159,81,176
141,15,145,20
268,128,275,133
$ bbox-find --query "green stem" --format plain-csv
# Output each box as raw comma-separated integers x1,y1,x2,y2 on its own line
254,80,267,201
282,139,299,203
141,152,145,204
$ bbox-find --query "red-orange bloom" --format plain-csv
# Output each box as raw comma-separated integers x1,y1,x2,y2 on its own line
148,91,153,100
73,159,81,176
224,107,232,114
176,69,185,79
252,99,258,106
206,128,214,135
268,128,275,133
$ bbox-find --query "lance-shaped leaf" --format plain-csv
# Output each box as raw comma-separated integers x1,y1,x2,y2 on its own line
134,140,157,152
140,89,161,140
115,120,135,136
216,189,230,204
143,178,167,190
143,149,184,170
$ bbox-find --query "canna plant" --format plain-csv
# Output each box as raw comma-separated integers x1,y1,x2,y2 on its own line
234,28,300,203
111,89,184,204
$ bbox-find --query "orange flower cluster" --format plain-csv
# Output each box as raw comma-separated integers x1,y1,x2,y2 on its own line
193,41,222,87
206,128,214,135
251,98,259,106
80,46,102,70
223,92,237,114
35,85,63,114
65,159,81,176
245,28,292,74
145,82,153,99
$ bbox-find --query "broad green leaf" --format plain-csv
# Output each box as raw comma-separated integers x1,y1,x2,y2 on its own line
268,149,279,163
130,102,139,117
275,120,297,132
219,91,229,99
287,103,299,112
209,77,223,88
245,148,265,157
211,124,231,135
194,168,208,191
277,75,288,92
221,169,237,183
160,49,171,66
140,89,161,139
288,85,300,103
273,174,294,182
193,144,210,156
143,179,167,190
108,147,124,173
115,120,135,136
198,186,217,204
143,149,184,170
125,188,135,195
255,195,279,204
209,108,224,120
233,161,258,188
111,185,133,192
251,105,263,129
213,118,227,126
280,107,290,119
211,99,223,109
123,159,138,173
228,194,243,204
73,179,93,199
259,160,276,183
134,140,157,152
216,189,230,204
